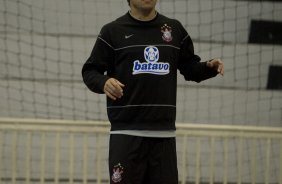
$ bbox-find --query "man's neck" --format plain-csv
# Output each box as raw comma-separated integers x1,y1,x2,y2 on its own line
129,8,157,21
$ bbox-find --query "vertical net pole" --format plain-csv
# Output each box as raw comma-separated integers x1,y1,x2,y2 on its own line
265,139,271,184
209,137,215,184
280,139,282,184
40,133,46,184
181,135,187,184
69,133,74,184
251,139,257,184
25,132,31,184
196,138,201,184
69,134,74,184
12,131,18,184
83,134,88,184
55,133,61,184
0,131,2,184
223,137,229,184
96,134,102,184
237,136,243,184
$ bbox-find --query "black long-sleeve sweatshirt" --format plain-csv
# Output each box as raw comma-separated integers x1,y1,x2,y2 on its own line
82,12,218,131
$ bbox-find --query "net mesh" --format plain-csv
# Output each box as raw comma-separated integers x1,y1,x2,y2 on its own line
0,0,282,183
0,0,281,125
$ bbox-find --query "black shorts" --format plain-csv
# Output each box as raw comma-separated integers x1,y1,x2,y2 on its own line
109,134,178,184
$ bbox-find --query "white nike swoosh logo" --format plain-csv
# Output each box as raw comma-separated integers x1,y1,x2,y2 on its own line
125,34,134,39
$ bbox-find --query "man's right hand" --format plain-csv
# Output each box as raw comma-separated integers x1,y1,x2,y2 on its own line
103,78,125,100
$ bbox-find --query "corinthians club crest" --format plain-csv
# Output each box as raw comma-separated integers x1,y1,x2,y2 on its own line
112,163,124,183
161,24,173,42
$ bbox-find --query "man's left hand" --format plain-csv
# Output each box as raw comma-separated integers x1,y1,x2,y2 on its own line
207,58,224,76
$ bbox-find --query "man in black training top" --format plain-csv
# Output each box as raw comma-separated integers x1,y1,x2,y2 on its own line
82,0,224,183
